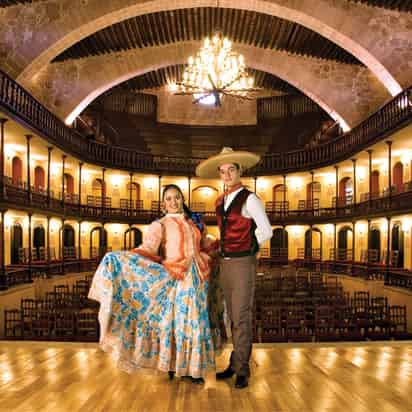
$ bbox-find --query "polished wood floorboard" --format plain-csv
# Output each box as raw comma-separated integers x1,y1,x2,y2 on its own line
1,341,412,412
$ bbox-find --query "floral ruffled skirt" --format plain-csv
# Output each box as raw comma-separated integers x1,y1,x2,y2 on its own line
88,251,216,378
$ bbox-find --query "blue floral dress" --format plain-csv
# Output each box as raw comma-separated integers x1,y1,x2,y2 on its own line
88,214,216,378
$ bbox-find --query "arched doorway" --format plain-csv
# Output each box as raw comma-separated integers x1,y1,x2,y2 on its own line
34,166,45,192
191,186,218,212
11,223,23,264
64,173,74,195
90,226,108,258
271,228,288,259
338,177,353,206
338,226,353,260
33,225,45,261
304,228,322,259
12,156,23,186
124,228,143,249
393,162,403,193
391,223,404,268
91,178,105,207
272,184,287,213
306,181,320,209
369,227,381,262
128,182,141,208
62,224,75,258
371,170,380,199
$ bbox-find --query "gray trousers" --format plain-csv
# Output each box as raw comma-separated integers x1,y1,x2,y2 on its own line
219,255,256,377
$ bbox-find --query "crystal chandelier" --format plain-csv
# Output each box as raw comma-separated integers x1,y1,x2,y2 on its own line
169,33,261,106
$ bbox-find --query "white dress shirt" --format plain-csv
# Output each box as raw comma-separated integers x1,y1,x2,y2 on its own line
224,187,273,245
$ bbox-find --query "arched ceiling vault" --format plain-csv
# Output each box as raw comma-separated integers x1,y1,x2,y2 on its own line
1,0,411,97
28,41,388,130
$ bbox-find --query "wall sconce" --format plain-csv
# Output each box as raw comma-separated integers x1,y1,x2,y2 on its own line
4,215,13,230
50,164,60,177
112,224,121,238
325,224,334,238
110,175,122,188
50,219,60,233
357,223,367,237
256,179,268,192
289,225,302,239
143,177,156,191
402,219,412,234
80,222,89,235
357,167,366,183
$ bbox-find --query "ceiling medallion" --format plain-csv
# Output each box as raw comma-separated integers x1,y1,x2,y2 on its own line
169,32,261,107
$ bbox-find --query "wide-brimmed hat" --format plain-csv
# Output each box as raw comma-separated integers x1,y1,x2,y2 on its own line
196,147,260,178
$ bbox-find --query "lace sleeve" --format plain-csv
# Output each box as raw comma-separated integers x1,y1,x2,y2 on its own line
132,221,163,262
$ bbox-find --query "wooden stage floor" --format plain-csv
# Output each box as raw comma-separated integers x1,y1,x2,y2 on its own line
1,341,412,412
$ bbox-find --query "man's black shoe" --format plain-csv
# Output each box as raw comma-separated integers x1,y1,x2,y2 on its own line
216,366,235,380
235,375,248,389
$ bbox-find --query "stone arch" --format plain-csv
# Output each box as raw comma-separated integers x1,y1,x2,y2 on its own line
32,42,388,130
10,0,406,96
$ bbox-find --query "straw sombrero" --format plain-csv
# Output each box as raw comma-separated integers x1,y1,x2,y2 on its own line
196,147,260,178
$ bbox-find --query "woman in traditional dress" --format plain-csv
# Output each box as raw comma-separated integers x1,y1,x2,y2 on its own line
88,184,216,383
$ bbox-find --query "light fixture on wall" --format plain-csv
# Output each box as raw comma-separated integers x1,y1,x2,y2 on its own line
168,0,260,107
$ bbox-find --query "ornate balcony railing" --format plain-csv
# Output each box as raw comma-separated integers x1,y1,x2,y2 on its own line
1,70,412,175
4,176,412,226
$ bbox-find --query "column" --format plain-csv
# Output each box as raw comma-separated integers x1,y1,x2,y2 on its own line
334,165,339,210
386,141,392,198
282,175,286,215
78,220,82,272
188,176,192,206
78,162,83,210
47,147,53,207
367,219,371,262
253,176,257,194
0,119,7,199
26,135,32,203
61,218,65,274
61,154,66,207
28,213,32,282
310,171,314,213
128,223,132,249
102,168,106,214
352,158,357,204
309,224,313,262
129,172,133,211
46,216,51,267
0,210,6,290
386,217,391,270
158,175,162,214
367,150,373,204
352,221,356,270
333,223,337,266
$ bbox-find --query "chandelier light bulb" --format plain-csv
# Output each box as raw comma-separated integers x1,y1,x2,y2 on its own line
173,31,260,106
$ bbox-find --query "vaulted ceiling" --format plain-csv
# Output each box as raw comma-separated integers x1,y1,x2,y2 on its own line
1,0,412,155
54,8,361,65
2,0,412,11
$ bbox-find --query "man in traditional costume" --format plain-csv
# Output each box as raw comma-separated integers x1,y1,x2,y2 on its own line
196,147,273,389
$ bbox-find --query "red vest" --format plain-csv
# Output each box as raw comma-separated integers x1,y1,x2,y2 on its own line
216,188,258,257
